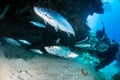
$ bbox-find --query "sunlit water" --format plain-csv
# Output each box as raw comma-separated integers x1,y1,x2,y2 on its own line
86,0,120,79
87,0,120,44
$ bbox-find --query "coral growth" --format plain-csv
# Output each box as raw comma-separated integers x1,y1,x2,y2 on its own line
112,72,120,80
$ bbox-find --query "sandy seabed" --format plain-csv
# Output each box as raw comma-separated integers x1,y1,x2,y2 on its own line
0,44,104,80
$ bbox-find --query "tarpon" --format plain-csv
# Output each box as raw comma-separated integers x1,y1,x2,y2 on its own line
4,37,21,46
29,49,43,54
75,43,91,48
18,39,31,45
44,46,78,58
30,21,46,28
33,7,75,37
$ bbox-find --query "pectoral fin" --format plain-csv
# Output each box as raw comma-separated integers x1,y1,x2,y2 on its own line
55,27,58,32
56,38,60,44
66,32,71,38
44,20,48,25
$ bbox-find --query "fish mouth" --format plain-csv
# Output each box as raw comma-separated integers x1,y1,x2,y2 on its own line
34,7,48,15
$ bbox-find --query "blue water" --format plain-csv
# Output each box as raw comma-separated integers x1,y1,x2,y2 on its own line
87,0,120,44
87,0,120,78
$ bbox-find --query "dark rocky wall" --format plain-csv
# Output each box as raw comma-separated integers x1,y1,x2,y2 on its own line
0,0,104,47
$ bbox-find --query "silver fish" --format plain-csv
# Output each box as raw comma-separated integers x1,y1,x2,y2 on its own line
75,43,91,48
30,21,46,28
44,46,78,58
18,39,31,45
4,37,21,46
33,7,75,37
29,49,43,54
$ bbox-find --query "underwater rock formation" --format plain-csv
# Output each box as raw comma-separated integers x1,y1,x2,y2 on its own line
0,0,118,65
112,72,120,80
95,40,119,70
0,44,104,80
74,29,119,70
0,1,119,80
0,0,104,44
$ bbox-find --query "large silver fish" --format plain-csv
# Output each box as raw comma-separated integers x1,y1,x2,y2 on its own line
44,46,78,58
33,7,75,37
